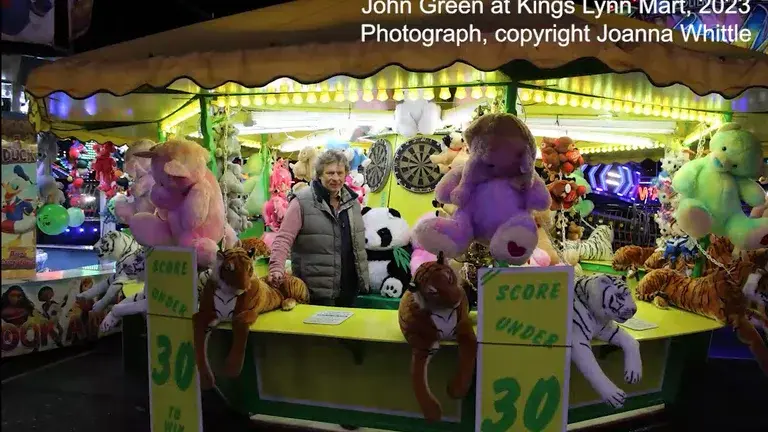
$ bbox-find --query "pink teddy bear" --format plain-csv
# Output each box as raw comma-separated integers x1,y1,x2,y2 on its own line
114,139,157,225
130,139,233,267
414,113,552,265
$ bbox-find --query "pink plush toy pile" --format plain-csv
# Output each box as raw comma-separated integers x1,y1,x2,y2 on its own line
115,140,157,225
410,211,440,274
345,175,366,205
414,113,552,265
262,159,292,232
130,139,233,267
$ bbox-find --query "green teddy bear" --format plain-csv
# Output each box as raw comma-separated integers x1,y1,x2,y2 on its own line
672,123,767,250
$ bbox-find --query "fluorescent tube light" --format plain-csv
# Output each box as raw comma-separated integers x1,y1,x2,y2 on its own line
528,128,656,148
525,118,676,135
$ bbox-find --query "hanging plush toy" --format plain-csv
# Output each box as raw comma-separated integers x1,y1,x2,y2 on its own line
414,113,552,265
344,174,368,205
673,123,768,250
92,141,120,198
540,136,575,179
114,140,157,225
66,141,88,201
262,159,292,232
289,146,317,193
394,99,441,138
430,131,466,174
398,252,476,422
547,179,587,211
130,139,236,267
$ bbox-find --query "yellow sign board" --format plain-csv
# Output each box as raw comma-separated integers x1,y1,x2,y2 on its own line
145,247,202,432
476,267,574,432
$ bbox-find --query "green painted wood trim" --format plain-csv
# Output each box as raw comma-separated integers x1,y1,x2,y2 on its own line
199,96,217,175
504,83,518,115
156,123,166,142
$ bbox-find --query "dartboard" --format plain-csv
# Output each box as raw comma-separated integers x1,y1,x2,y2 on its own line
365,139,392,193
393,137,443,193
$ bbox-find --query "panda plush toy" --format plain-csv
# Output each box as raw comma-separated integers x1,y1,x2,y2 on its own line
362,206,413,298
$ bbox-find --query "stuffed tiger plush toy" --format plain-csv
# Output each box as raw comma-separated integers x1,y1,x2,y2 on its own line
637,249,768,375
612,245,657,276
572,274,642,409
79,231,145,313
193,246,309,389
564,225,614,262
398,252,476,422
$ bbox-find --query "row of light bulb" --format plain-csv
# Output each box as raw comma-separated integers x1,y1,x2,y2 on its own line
520,89,722,123
580,142,665,154
213,86,500,108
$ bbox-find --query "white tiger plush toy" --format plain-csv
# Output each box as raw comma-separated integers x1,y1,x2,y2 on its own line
100,253,213,333
572,274,642,409
564,224,615,261
78,231,145,313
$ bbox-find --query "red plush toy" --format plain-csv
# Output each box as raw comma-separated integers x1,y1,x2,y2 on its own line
92,141,120,198
548,180,587,211
561,148,585,175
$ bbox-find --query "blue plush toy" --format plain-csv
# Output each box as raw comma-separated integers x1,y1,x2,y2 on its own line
349,148,370,172
663,236,689,264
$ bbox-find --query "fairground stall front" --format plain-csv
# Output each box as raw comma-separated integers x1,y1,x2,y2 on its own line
21,0,768,430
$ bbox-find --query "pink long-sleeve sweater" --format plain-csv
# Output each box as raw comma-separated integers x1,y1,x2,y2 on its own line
268,199,302,275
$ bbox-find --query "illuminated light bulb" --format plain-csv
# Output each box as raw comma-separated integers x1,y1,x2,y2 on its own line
642,105,652,116
319,92,331,103
348,90,359,103
569,96,579,107
292,93,304,104
471,87,483,99
215,98,226,108
544,92,556,104
633,103,642,115
278,93,290,105
519,89,532,102
631,144,639,150
377,89,389,102
580,97,591,108
240,95,251,107
556,94,568,106
253,95,265,106
228,97,238,107
394,89,406,101
408,89,420,101
670,108,680,119
652,106,661,116
423,88,435,101
485,86,498,99
611,100,622,112
533,91,544,103
454,87,467,100
661,107,670,117
697,112,706,122
363,90,375,102
622,102,632,113
305,93,317,104
591,98,602,110
439,87,451,100
681,110,690,120
266,94,277,105
333,91,345,103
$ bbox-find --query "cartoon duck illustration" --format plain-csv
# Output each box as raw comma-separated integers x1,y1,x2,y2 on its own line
2,165,37,241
